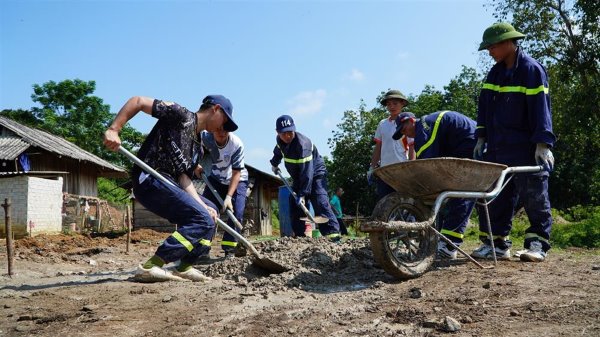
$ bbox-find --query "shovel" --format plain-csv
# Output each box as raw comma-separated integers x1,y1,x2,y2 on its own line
200,173,243,231
118,146,289,273
274,171,329,226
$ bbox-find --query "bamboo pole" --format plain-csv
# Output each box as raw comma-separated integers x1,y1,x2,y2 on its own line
126,205,132,253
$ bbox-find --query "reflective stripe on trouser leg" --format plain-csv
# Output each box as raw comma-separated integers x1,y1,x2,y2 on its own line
222,180,248,252
439,198,474,244
514,173,552,252
477,178,517,249
133,173,217,264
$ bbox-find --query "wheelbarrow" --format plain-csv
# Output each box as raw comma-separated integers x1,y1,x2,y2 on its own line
360,158,543,280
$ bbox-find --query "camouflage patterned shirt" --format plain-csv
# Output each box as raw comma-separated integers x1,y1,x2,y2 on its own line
133,99,203,183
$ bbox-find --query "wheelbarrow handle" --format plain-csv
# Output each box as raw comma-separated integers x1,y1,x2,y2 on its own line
200,173,243,231
117,146,260,257
275,170,318,224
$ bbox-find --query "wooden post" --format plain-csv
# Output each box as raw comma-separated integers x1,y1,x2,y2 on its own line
2,198,14,277
126,205,132,253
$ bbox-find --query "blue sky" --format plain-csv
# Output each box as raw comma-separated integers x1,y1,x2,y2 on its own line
1,0,496,174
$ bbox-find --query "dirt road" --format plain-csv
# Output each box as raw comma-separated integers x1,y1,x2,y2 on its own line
1,231,599,336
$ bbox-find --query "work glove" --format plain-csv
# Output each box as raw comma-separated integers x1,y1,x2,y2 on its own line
222,195,233,213
296,196,305,207
473,137,485,160
535,143,554,172
271,165,281,175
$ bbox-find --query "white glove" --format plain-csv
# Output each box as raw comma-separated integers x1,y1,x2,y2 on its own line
367,166,375,181
222,195,233,212
271,165,281,175
535,143,554,172
473,137,485,160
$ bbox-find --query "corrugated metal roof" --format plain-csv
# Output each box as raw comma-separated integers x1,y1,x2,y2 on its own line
0,137,30,160
0,116,125,173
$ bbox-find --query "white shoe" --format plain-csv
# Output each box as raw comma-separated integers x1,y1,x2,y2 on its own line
173,267,212,282
437,241,457,260
471,244,511,260
519,241,546,262
133,265,185,283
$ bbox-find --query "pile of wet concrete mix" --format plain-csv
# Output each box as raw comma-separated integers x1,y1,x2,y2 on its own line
199,237,393,292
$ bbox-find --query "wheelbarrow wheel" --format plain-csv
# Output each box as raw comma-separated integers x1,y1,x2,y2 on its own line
369,192,435,280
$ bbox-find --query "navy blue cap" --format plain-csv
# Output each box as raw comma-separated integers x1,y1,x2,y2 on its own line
276,115,296,132
203,95,237,132
392,112,416,140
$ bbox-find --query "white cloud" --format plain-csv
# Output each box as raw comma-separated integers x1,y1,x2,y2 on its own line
286,89,327,116
346,68,365,81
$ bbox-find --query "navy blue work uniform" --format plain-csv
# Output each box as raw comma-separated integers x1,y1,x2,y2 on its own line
476,47,556,252
412,111,477,245
270,132,340,238
132,100,217,265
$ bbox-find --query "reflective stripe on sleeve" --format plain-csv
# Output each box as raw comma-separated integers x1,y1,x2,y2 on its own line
482,83,549,95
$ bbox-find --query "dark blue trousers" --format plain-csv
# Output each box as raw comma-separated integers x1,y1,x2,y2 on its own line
439,198,475,244
477,172,552,251
133,173,217,265
290,175,340,237
201,175,248,253
375,178,395,202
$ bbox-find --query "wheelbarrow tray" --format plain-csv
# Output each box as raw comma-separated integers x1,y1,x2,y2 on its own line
374,158,507,202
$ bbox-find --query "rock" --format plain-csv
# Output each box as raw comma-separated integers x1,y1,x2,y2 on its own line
592,265,600,271
287,327,297,334
461,315,473,323
89,259,97,266
409,287,423,299
510,309,520,316
422,320,439,329
442,316,461,332
162,295,173,303
483,282,491,289
82,305,99,312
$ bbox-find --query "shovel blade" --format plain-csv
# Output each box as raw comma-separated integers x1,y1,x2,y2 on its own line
299,215,330,224
252,257,289,273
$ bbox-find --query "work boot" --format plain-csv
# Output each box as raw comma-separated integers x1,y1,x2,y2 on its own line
223,251,236,260
133,265,185,283
471,244,511,260
173,267,212,282
437,241,457,260
518,241,546,262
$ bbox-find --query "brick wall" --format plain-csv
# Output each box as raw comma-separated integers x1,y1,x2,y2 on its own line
0,176,63,238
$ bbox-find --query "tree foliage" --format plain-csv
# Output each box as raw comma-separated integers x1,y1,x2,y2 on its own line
488,0,600,206
1,79,145,202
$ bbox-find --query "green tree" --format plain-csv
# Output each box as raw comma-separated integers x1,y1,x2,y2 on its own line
326,100,386,215
488,0,600,207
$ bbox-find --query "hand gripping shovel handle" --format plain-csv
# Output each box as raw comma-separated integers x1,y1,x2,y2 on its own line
200,173,243,231
117,146,260,258
275,170,317,224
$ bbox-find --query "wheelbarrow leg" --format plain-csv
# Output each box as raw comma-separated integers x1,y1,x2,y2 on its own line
479,199,498,265
430,222,494,269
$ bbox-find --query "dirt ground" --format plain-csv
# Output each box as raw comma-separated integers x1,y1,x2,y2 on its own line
1,230,599,337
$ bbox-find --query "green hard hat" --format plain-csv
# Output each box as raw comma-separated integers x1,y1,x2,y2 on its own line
478,22,525,51
380,89,409,106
